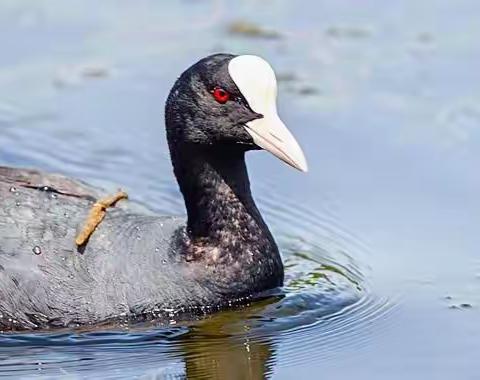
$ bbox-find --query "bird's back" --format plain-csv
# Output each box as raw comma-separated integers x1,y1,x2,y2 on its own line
0,167,194,330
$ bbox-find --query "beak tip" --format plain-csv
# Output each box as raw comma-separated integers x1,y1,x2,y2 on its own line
293,151,308,173
296,160,308,173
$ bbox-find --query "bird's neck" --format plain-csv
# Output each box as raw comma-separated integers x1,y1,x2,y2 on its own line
171,143,266,239
169,141,283,291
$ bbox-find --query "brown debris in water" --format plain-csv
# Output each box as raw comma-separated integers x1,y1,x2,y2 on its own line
417,32,435,44
227,21,282,39
297,86,319,96
325,25,371,39
277,72,298,83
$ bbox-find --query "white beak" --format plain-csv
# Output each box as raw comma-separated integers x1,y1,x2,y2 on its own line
228,55,308,172
244,113,308,172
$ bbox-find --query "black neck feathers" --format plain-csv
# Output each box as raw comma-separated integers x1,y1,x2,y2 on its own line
168,141,283,289
172,144,257,236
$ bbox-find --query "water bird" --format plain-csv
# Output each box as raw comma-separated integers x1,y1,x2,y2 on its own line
0,54,307,330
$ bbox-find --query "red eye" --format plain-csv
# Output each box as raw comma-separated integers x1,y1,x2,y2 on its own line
212,87,230,104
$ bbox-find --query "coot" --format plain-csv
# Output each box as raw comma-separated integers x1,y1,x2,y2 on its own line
0,54,307,330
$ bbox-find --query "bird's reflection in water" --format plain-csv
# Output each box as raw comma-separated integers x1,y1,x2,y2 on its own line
177,298,279,380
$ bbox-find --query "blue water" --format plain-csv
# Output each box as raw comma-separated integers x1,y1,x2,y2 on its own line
1,1,479,378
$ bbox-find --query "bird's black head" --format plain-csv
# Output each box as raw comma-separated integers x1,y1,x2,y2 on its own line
165,53,308,172
165,54,260,149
